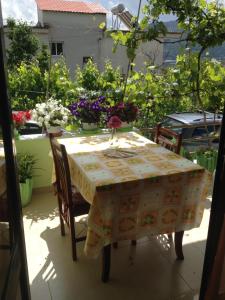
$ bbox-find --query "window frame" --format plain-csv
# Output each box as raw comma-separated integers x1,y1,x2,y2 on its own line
50,42,64,56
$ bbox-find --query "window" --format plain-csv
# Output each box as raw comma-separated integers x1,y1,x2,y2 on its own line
51,42,63,56
192,127,208,138
161,118,183,134
83,56,93,66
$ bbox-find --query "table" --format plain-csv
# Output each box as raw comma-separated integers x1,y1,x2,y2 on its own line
59,132,211,280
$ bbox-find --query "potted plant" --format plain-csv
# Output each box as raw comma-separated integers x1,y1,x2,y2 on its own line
107,102,138,127
17,153,37,207
69,96,106,130
32,98,70,136
12,110,31,139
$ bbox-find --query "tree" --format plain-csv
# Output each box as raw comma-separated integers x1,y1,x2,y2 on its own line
6,18,39,69
36,44,50,74
111,0,225,107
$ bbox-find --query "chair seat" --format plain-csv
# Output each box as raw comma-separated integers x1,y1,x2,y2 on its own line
71,187,90,215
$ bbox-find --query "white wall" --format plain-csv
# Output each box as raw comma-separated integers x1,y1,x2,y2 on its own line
38,10,164,74
100,35,164,74
3,9,165,76
41,11,106,75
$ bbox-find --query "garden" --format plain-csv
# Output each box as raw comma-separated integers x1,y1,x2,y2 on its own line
6,0,225,201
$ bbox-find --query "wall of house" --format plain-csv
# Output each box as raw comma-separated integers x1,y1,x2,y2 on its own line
40,10,106,74
3,9,164,76
38,9,164,73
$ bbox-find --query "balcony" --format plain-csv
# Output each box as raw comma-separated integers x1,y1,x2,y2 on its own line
23,190,212,300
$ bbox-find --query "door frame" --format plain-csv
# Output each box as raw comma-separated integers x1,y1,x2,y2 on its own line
199,106,225,298
0,3,31,299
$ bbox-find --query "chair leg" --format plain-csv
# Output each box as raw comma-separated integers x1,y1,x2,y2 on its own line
167,233,172,240
175,231,184,260
70,215,77,261
113,242,118,249
131,240,137,246
59,213,65,236
57,196,65,236
102,244,111,283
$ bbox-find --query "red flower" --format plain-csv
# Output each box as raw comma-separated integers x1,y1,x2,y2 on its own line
107,116,122,129
12,111,31,128
25,110,31,121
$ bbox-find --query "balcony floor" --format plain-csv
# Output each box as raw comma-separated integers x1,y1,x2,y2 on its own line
22,191,212,300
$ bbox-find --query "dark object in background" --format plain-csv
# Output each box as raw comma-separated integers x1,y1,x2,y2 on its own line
18,121,42,135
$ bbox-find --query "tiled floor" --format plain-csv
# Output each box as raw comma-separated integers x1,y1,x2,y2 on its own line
22,191,212,300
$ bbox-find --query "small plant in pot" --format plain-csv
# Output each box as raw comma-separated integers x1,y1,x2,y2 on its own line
17,153,37,207
69,96,106,130
32,98,70,136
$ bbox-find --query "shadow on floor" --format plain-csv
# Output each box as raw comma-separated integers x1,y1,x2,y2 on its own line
30,224,206,300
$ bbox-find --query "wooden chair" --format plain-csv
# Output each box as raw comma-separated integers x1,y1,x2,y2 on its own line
155,123,182,154
155,124,182,241
49,135,90,261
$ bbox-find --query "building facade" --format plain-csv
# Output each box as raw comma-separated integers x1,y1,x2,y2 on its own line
4,0,165,75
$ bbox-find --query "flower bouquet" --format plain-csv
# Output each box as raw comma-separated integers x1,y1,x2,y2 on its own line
104,115,137,158
32,98,70,136
69,96,106,130
107,102,138,125
12,110,31,139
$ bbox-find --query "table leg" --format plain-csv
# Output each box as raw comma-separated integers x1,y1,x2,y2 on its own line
175,231,184,260
102,244,111,283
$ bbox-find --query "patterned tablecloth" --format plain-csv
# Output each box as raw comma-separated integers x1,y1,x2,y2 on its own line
0,146,6,196
59,132,212,258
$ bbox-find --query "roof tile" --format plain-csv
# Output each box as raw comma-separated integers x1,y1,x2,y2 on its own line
36,0,108,14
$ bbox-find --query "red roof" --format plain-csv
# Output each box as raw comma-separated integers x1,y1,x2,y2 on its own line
36,0,108,14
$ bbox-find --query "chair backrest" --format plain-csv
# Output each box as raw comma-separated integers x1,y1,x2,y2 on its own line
49,134,73,212
155,124,182,154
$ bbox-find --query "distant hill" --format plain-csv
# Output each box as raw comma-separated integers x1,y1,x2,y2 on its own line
163,21,225,62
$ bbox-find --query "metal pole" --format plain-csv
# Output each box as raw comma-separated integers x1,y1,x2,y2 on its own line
123,0,142,100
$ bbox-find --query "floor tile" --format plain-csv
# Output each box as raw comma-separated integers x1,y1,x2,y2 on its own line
22,191,211,300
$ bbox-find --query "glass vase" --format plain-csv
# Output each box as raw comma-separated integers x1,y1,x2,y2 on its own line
109,128,119,148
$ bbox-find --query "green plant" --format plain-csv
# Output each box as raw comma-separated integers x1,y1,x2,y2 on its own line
17,153,37,183
6,18,39,69
75,59,100,91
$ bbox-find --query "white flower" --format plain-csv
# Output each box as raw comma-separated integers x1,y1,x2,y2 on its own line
32,98,70,128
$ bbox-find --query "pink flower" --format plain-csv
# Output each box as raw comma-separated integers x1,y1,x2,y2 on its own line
107,116,122,129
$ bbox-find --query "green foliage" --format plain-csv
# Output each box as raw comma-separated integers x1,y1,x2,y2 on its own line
9,60,46,110
74,59,124,103
47,57,77,106
7,18,39,69
17,153,37,183
75,59,100,91
36,44,50,74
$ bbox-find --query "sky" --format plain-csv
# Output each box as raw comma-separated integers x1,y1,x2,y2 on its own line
1,0,175,25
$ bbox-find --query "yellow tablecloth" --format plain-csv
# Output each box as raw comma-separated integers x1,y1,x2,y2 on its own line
59,132,212,258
